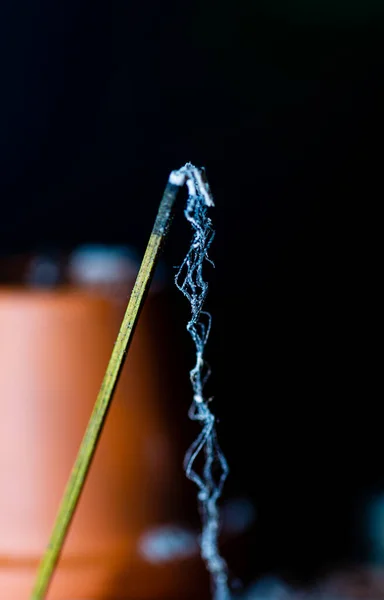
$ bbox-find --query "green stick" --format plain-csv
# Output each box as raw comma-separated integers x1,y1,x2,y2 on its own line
30,177,183,600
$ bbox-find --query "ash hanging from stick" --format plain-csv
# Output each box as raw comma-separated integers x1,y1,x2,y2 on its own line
171,163,230,600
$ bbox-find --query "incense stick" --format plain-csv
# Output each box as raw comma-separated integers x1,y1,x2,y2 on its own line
30,174,185,600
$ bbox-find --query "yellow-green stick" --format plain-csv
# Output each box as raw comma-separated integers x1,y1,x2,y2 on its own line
30,177,183,600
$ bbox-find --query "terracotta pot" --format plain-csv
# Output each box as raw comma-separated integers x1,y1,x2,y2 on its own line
0,286,187,599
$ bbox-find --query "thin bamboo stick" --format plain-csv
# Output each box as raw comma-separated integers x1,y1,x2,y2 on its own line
30,175,184,600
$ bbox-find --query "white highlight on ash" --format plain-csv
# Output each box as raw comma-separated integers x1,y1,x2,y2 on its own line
169,163,215,207
174,163,230,600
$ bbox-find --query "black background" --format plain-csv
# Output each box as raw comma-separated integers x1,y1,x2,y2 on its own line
1,0,383,587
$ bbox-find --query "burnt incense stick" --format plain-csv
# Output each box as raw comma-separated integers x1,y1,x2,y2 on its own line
30,166,206,600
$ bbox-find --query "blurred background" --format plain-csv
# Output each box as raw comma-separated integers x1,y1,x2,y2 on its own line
1,1,383,598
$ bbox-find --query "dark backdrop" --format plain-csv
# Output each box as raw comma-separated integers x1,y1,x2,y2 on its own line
1,0,383,585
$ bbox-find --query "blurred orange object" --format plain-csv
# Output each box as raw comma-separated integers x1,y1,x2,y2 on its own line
0,287,185,599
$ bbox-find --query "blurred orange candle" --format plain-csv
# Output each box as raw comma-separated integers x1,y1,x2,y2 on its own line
0,287,177,599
